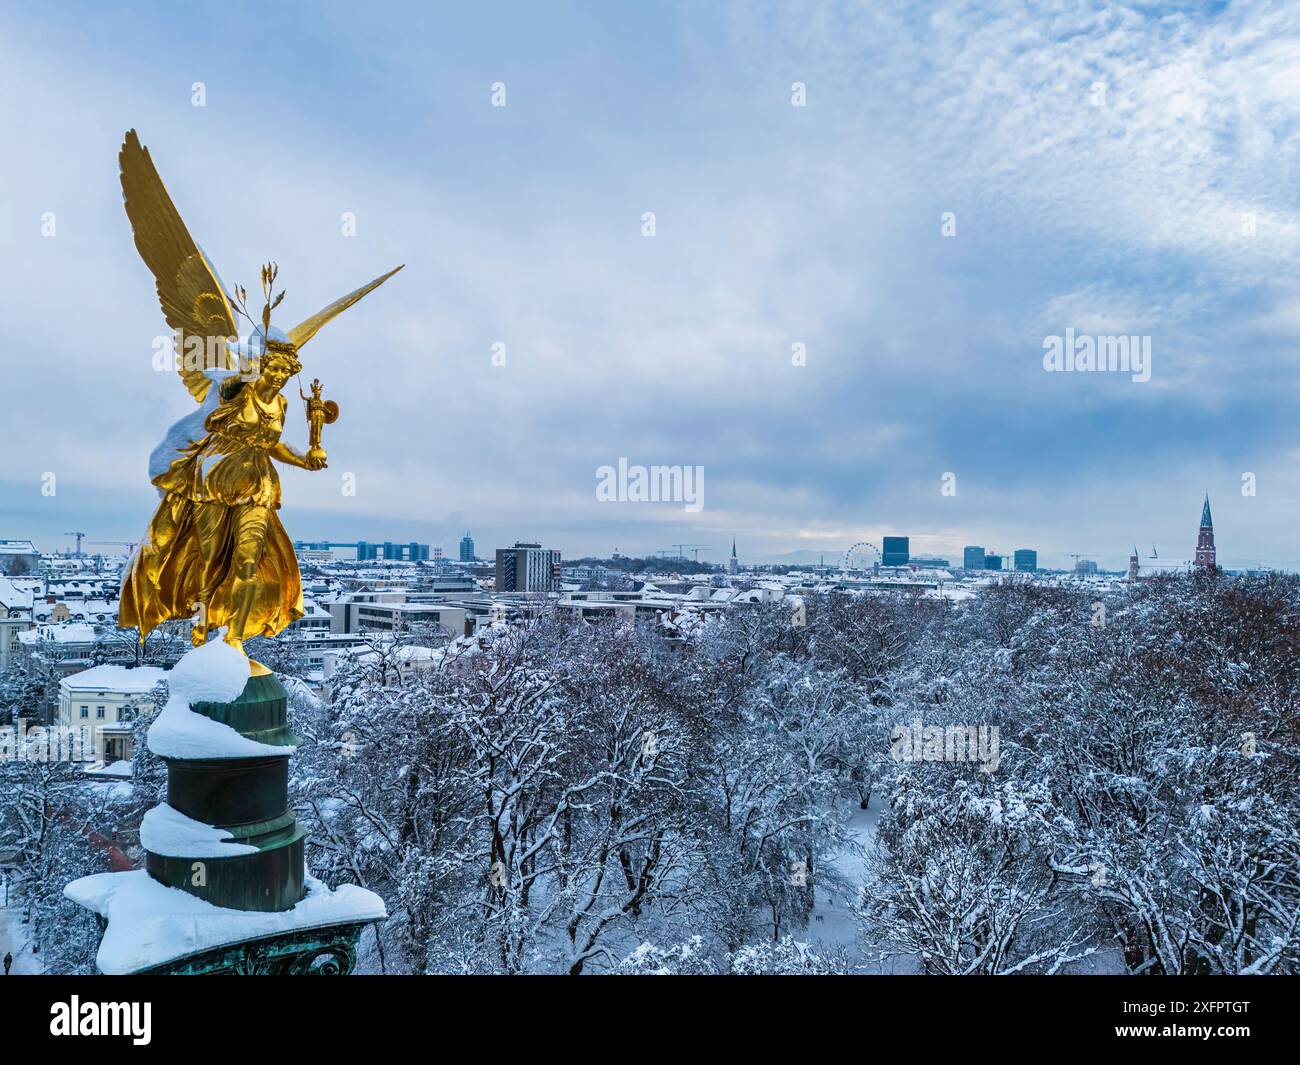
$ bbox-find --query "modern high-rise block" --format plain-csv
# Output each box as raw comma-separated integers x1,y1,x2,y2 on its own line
963,545,985,570
496,542,561,592
296,540,428,561
1013,549,1037,572
882,536,910,567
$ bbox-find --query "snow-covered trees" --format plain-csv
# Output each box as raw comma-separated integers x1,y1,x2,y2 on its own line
288,605,890,971
10,570,1300,975
284,576,1300,973
0,747,117,973
860,572,1300,976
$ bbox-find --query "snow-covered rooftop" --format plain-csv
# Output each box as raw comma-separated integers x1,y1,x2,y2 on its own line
19,622,99,644
61,664,168,694
0,577,31,610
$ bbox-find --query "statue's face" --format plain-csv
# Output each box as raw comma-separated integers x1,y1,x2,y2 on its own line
262,363,291,391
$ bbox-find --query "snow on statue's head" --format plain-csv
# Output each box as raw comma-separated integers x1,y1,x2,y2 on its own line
226,323,299,380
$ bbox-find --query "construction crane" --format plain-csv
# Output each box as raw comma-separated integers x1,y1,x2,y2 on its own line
87,540,139,556
64,531,86,558
1067,552,1099,577
666,543,710,561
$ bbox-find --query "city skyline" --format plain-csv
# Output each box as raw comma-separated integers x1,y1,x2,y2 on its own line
7,490,1245,574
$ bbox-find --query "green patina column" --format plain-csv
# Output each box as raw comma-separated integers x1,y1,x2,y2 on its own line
146,668,307,913
67,661,386,975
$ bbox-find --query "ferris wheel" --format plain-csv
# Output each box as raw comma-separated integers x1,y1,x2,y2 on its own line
843,542,881,571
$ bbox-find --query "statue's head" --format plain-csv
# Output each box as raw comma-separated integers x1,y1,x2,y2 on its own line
260,340,302,390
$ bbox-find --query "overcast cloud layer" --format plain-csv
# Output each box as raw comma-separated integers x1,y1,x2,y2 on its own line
3,0,1300,570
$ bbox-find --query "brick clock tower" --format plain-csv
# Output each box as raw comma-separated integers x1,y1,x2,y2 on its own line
1194,493,1216,571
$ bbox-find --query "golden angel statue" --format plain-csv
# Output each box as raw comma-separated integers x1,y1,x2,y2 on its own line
116,130,401,655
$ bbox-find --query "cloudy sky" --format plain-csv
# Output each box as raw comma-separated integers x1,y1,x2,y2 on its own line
3,0,1300,570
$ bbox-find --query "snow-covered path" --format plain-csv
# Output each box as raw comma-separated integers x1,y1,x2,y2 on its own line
806,800,876,953
806,796,921,973
0,903,44,975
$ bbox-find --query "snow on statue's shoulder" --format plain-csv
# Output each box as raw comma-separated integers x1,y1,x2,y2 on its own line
148,371,229,487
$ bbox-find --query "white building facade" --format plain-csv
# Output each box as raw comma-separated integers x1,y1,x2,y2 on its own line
58,664,168,766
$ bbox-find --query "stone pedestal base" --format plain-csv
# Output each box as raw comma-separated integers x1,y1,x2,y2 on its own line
66,869,386,974
65,648,386,974
137,921,372,975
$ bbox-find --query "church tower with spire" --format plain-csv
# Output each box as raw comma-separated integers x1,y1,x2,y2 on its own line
1194,494,1216,571
728,537,739,575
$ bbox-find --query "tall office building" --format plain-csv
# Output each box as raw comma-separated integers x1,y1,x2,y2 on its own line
496,542,561,592
1195,494,1216,570
882,536,910,567
459,532,475,562
963,545,985,570
1013,549,1037,572
356,540,429,561
984,553,1003,571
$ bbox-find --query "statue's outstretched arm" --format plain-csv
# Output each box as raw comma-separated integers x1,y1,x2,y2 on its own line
271,441,325,470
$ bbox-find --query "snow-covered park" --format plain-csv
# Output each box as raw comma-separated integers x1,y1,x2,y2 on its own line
3,573,1298,975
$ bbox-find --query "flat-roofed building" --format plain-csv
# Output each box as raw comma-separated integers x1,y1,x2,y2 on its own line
496,542,561,593
881,536,910,568
328,597,466,638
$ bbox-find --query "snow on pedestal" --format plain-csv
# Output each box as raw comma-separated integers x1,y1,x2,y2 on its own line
65,870,386,975
139,803,258,858
167,631,251,703
148,637,296,760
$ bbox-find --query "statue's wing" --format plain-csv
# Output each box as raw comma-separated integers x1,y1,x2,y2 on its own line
286,265,404,349
120,129,239,403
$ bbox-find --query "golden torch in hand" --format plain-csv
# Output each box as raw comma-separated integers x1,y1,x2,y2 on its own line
301,378,339,466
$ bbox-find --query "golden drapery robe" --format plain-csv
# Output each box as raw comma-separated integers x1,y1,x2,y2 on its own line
119,382,304,641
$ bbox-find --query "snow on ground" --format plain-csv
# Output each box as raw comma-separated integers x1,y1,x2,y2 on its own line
807,800,876,954
0,904,44,975
805,794,921,972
